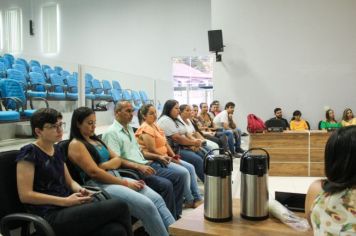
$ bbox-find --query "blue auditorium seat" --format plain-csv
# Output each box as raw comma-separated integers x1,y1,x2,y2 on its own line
65,75,78,100
47,74,66,100
139,90,154,104
122,90,140,111
0,79,48,118
91,79,112,101
6,69,28,89
102,80,113,95
3,54,14,68
0,62,6,78
31,66,45,77
54,66,63,74
29,59,41,68
15,58,30,72
112,80,123,93
28,72,49,98
131,90,143,108
12,64,29,80
111,89,123,104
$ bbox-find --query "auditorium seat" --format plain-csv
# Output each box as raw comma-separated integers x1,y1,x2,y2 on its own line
65,75,78,100
91,79,112,101
54,66,63,74
15,58,30,72
131,90,143,108
122,90,140,111
139,90,154,104
0,62,6,78
29,59,41,68
28,72,49,98
12,64,29,80
6,69,28,90
112,80,123,93
3,54,14,68
102,80,113,95
47,74,66,100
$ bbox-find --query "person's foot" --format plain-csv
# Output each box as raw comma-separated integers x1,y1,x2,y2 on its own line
232,152,242,158
193,199,204,208
183,201,195,209
235,147,246,154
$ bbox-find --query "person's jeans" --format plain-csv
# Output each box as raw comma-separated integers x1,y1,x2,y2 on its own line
223,130,235,153
180,160,202,202
179,149,204,183
149,161,185,218
45,199,132,236
88,175,175,236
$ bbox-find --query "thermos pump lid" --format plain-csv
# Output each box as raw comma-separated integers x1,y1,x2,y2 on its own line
240,154,268,176
204,154,233,177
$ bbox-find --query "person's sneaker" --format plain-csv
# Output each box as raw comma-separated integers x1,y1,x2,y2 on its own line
235,148,246,154
233,152,242,158
183,201,195,209
241,132,249,136
193,199,204,208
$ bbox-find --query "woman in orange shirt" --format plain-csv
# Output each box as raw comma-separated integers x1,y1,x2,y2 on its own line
135,104,203,208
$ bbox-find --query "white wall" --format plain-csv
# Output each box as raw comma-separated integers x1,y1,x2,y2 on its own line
1,0,211,80
211,0,356,130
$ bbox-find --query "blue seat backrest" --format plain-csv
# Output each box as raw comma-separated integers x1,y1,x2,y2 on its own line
131,90,140,100
0,79,26,109
31,66,44,75
29,72,47,92
112,80,122,92
91,79,103,94
122,90,132,100
60,70,70,77
102,80,112,91
12,64,28,77
139,91,148,101
29,60,41,68
112,89,122,102
3,54,14,65
85,77,93,94
54,66,63,74
7,69,27,87
42,64,51,72
15,58,29,71
85,73,94,82
50,74,65,93
0,62,6,78
66,75,78,93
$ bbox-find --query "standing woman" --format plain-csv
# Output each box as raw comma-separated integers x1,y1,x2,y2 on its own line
136,104,203,208
305,126,356,235
320,109,341,130
16,108,132,236
157,100,205,182
341,108,356,127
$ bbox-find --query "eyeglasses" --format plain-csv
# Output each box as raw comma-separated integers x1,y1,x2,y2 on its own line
44,122,66,131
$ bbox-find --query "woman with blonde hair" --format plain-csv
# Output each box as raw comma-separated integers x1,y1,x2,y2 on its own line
341,108,356,127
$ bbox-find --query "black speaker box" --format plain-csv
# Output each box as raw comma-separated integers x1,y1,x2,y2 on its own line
29,20,34,36
208,30,223,52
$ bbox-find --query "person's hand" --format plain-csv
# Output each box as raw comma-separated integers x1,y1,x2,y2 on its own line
137,164,156,176
127,180,145,191
78,188,91,197
159,155,171,165
194,139,202,147
64,193,92,207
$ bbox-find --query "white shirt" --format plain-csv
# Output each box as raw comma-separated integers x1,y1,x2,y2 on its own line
213,110,229,128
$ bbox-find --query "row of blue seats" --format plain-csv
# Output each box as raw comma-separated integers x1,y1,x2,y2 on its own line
0,54,154,122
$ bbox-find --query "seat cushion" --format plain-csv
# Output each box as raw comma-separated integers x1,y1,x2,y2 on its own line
0,111,20,121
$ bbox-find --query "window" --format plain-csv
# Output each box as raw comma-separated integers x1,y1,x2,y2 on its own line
172,56,214,105
4,8,22,53
41,4,59,54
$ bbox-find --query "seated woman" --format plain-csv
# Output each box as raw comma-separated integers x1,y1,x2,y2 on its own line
341,108,356,127
136,104,203,208
157,100,205,182
179,104,219,154
320,109,342,130
17,108,132,236
68,107,175,236
305,126,356,235
290,110,309,131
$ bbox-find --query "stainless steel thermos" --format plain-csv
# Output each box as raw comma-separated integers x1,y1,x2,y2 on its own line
240,148,270,220
204,149,233,222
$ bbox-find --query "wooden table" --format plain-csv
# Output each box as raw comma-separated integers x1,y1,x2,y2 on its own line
249,131,331,176
169,199,312,236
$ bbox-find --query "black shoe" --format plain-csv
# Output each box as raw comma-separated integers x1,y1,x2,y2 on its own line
241,132,249,136
232,152,242,158
235,148,246,154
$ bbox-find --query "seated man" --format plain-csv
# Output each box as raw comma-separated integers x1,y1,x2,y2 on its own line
213,102,245,154
102,101,186,219
265,107,290,130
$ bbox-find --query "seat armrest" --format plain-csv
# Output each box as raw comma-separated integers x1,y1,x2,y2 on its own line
1,213,55,236
118,169,142,180
83,185,111,200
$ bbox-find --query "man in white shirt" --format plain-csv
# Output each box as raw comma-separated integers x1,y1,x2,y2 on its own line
213,102,244,154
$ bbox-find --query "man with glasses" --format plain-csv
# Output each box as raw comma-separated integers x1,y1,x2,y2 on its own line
102,101,186,220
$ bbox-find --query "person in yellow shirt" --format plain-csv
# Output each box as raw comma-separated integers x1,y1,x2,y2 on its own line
341,108,356,127
290,110,309,131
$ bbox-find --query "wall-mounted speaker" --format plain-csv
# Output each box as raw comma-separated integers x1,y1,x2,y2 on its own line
208,30,223,52
29,20,34,36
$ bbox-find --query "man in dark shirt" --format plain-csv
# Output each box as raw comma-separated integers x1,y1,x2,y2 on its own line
266,107,290,130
